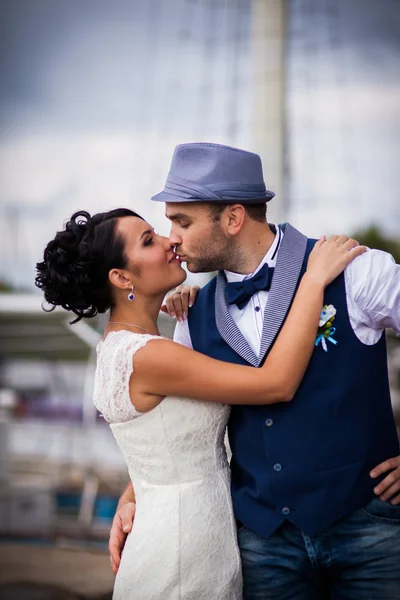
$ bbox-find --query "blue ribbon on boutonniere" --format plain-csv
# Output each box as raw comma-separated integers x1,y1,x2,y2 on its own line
315,326,338,352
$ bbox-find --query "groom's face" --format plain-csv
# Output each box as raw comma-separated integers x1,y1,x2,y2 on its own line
165,202,235,273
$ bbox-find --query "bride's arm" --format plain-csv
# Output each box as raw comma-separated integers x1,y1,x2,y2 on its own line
133,272,322,404
132,236,366,405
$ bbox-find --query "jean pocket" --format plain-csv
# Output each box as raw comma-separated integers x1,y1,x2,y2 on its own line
361,497,400,523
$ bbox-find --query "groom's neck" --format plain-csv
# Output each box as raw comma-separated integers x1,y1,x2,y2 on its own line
229,222,276,275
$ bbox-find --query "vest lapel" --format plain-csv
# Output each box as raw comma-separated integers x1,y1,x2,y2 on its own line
215,272,259,366
258,223,308,364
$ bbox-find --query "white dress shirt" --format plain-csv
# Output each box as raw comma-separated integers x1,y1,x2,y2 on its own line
174,226,400,352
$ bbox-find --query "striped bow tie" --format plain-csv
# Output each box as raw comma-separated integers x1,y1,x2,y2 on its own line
225,263,274,310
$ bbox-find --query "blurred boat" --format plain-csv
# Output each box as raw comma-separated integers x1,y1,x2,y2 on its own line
0,293,174,542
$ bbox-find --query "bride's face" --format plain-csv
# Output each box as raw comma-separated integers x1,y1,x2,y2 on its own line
115,216,186,297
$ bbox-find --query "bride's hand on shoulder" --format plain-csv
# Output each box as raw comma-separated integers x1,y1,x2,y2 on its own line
306,235,367,287
161,285,201,322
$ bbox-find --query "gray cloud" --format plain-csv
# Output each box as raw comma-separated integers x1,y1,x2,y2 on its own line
0,0,399,289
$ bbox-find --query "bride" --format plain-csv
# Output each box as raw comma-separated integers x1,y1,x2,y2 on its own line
36,208,365,600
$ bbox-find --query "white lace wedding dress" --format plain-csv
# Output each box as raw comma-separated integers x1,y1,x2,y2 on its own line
93,330,243,600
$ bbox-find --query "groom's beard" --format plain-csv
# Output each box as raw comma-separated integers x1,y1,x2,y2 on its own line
184,236,245,274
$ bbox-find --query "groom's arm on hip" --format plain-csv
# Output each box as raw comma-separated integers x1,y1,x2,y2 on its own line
346,248,400,504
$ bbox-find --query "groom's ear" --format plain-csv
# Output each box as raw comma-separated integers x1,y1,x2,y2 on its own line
222,204,246,237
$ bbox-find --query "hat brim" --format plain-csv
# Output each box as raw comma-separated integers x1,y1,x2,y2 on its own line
151,190,275,203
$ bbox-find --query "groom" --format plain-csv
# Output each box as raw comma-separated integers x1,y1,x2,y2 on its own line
111,143,400,598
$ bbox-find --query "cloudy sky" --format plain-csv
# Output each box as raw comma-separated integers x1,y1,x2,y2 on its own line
0,0,253,287
0,0,399,289
286,0,400,236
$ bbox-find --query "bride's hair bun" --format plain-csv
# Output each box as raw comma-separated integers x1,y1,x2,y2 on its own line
35,208,143,323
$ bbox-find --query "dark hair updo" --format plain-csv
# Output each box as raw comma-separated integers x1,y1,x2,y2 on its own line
35,208,143,323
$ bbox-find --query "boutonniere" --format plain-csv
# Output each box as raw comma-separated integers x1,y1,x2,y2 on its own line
315,304,338,352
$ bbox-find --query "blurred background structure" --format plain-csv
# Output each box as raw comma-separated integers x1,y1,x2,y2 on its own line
0,0,399,598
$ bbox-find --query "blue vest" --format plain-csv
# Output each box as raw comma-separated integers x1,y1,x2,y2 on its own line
188,224,399,538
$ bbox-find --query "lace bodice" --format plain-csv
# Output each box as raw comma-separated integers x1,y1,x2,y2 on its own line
93,330,160,423
93,329,231,483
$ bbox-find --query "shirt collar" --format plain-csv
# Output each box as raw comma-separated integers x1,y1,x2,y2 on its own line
224,224,283,283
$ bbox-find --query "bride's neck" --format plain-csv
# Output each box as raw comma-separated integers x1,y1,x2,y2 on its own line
109,295,162,334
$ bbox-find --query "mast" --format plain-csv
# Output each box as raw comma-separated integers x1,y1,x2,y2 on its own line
252,0,287,223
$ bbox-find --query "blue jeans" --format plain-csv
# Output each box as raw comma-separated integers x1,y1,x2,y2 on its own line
238,497,400,599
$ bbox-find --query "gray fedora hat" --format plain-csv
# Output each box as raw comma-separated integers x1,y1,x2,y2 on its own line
151,142,275,204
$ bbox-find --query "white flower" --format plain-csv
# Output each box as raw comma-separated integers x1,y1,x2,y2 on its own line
319,304,336,328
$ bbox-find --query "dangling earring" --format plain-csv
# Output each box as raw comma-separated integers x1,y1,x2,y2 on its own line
128,285,135,301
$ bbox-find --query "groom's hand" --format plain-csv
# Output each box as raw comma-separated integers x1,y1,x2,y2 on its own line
109,501,136,574
161,285,200,322
370,456,400,504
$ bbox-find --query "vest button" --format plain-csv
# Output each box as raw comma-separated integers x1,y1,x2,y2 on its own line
265,418,273,427
282,507,290,515
273,463,282,472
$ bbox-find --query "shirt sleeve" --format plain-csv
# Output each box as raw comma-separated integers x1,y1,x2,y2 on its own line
173,318,194,349
345,248,400,335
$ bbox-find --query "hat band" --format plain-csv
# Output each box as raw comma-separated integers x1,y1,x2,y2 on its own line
165,174,268,201
164,175,222,200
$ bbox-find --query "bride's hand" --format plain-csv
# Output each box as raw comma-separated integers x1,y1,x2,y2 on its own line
306,235,367,287
161,285,201,322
